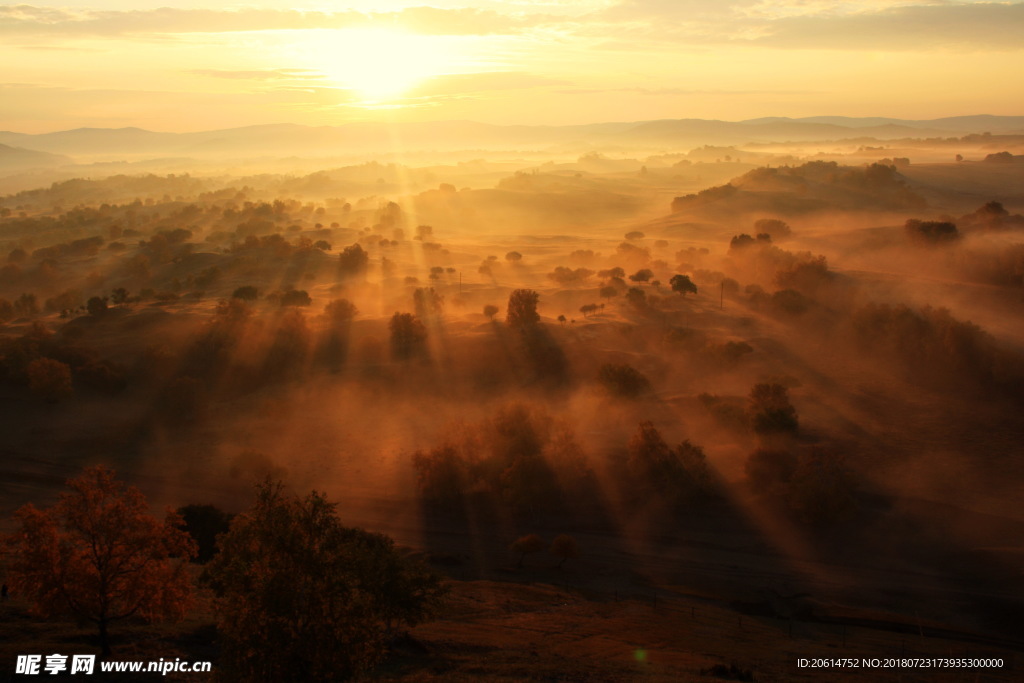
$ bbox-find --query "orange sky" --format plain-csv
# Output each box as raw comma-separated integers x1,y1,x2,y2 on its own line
2,1,1022,132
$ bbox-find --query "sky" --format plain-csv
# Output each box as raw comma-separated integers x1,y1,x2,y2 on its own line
2,0,1022,133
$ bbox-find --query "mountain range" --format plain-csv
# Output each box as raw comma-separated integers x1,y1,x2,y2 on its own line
0,115,1021,164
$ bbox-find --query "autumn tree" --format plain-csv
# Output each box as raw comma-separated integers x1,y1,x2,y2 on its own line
5,466,196,657
505,289,540,329
510,534,546,568
203,482,446,682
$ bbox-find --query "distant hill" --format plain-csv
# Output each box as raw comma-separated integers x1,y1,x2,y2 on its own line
670,160,928,219
1,115,1022,160
0,143,72,169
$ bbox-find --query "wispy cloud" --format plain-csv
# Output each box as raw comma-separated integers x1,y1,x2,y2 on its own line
579,0,1024,50
0,5,556,37
189,68,326,81
409,71,569,97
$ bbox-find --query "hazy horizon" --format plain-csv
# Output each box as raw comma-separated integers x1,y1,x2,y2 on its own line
3,0,1023,133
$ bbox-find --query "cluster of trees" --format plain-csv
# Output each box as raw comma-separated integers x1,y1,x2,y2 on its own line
509,533,580,569
412,404,591,514
745,447,858,526
623,422,716,508
0,322,126,401
849,303,1020,392
4,468,446,681
905,219,959,244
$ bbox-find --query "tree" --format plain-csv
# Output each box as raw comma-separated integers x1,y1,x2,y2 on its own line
505,289,540,330
27,358,72,402
510,534,546,568
86,295,109,317
232,285,259,301
280,289,312,307
338,243,369,276
748,383,799,435
505,251,523,263
413,287,444,320
5,466,196,657
551,534,580,569
598,363,650,397
483,304,499,320
177,504,233,563
203,482,446,682
670,274,698,295
626,286,646,308
324,298,358,324
389,312,428,360
110,287,131,305
628,268,653,283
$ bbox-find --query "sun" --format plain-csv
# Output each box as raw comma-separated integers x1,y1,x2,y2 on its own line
309,28,453,102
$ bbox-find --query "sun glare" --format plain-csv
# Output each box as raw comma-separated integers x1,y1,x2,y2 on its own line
308,28,454,102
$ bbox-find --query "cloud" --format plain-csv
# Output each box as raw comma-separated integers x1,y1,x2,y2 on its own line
189,69,326,81
0,5,553,37
408,71,569,97
584,0,1024,50
556,86,823,96
754,2,1024,50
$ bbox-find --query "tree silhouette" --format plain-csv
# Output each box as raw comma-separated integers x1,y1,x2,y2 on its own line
748,383,799,435
629,268,653,283
483,304,499,320
203,482,446,682
232,285,259,301
598,363,650,397
338,243,369,276
86,296,109,317
669,274,698,295
505,289,540,330
510,534,546,568
389,312,428,360
551,534,580,569
6,466,196,657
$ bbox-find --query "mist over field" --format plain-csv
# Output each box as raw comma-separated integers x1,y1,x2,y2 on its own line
1,110,1023,680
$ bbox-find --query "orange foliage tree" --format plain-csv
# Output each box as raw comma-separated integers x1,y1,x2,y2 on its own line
5,466,196,657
